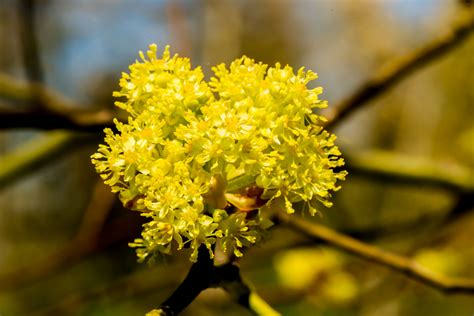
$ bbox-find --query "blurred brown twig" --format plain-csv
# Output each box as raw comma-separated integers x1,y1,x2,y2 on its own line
346,150,474,193
324,13,474,129
166,1,192,56
155,245,279,316
278,212,474,295
30,264,185,316
0,182,142,292
0,131,76,190
1,13,472,131
0,73,115,131
17,0,43,109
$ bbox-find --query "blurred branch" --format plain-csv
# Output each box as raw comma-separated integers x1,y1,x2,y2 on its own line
156,246,279,315
0,197,142,292
325,14,474,129
1,13,472,131
17,0,43,93
0,134,117,290
166,1,192,56
459,0,473,7
0,111,115,131
73,181,116,245
0,131,95,190
345,150,474,229
32,253,283,316
0,73,77,111
30,264,185,316
447,191,474,221
0,73,115,131
278,213,474,295
345,150,474,193
156,247,213,315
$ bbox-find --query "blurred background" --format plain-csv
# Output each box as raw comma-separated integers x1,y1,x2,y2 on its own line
0,0,473,315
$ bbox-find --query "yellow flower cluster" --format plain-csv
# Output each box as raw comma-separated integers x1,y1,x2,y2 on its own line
91,45,346,262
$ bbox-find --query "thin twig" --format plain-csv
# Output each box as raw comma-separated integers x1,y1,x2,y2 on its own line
30,252,283,316
155,246,280,315
0,131,94,190
345,150,474,193
166,1,192,56
73,181,116,245
0,73,115,130
0,73,82,112
17,0,43,88
0,110,115,132
1,13,472,131
278,212,474,295
158,246,214,315
0,207,143,292
324,14,474,129
29,264,186,316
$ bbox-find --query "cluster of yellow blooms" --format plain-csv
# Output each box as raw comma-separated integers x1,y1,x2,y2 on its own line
91,45,346,262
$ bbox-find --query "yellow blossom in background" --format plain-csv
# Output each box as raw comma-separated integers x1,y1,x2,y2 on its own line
91,44,347,262
145,309,166,316
414,248,463,277
274,248,358,305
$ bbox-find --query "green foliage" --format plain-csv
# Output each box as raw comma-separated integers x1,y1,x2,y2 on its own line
91,45,346,262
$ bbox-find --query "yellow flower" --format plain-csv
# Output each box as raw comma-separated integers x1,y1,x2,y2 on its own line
91,44,347,262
